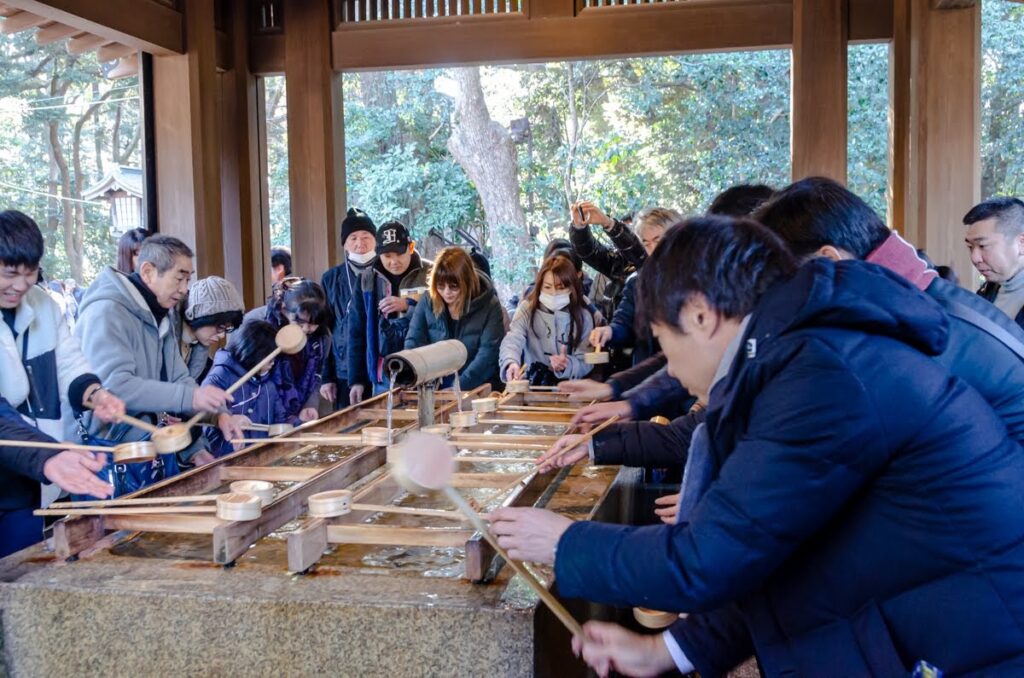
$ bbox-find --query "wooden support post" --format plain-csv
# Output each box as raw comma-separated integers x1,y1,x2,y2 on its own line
219,0,269,307
287,518,329,572
791,0,848,183
890,0,980,282
284,0,344,278
53,515,105,560
151,0,224,276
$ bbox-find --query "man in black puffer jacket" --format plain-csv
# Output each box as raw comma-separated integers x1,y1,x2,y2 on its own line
492,216,1024,677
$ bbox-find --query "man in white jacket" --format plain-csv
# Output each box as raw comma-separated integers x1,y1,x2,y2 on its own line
0,210,125,552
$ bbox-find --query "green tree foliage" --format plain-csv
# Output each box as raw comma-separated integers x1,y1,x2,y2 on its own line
982,0,1024,198
0,31,140,283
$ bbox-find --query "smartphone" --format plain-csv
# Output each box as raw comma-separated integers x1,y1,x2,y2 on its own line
577,205,586,223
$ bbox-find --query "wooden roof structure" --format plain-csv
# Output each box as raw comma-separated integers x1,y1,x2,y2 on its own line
0,0,1002,304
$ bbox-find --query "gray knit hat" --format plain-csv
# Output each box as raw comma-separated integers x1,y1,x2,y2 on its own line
186,276,244,329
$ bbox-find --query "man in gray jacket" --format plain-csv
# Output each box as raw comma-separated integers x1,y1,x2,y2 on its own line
76,235,238,463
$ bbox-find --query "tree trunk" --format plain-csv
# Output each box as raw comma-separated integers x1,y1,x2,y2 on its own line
48,119,81,281
441,67,528,301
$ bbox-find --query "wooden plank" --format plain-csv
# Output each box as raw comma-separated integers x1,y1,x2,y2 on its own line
1,0,183,53
249,31,284,74
104,514,222,534
849,0,893,43
791,0,848,182
287,517,328,572
212,447,387,564
218,465,320,482
53,515,105,560
0,9,47,33
355,408,420,421
931,0,974,7
34,20,76,43
326,524,473,548
284,0,343,278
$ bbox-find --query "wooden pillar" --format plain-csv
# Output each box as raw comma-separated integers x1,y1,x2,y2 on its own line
284,0,344,279
219,0,270,306
791,0,848,182
152,0,224,276
891,0,980,282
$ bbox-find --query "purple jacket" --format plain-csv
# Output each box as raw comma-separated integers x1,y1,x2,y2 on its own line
201,349,297,457
246,304,328,419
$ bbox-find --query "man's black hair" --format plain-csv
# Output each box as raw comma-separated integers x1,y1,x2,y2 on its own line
271,247,292,276
963,197,1024,238
753,177,889,259
230,320,279,372
707,184,776,217
637,215,797,330
0,210,45,269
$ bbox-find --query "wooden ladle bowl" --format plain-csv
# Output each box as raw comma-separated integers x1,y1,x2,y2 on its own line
389,432,456,496
150,424,193,454
215,492,263,521
307,489,353,518
110,441,158,464
276,324,307,354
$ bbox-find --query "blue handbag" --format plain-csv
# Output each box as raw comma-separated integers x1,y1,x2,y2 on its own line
72,419,180,500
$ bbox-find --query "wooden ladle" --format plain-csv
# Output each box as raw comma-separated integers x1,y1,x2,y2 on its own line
390,431,585,637
178,325,309,434
0,438,157,464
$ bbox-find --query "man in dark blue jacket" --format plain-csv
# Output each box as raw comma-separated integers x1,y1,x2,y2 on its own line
492,217,1024,676
552,179,1024,476
320,208,377,410
1,395,112,557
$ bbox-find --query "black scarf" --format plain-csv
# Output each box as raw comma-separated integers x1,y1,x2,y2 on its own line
128,272,170,325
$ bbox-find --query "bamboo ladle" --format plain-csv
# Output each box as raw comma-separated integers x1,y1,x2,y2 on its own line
177,325,308,433
37,492,263,520
390,431,584,637
306,489,485,522
0,438,157,464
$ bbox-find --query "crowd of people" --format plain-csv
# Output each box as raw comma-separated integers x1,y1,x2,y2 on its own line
3,179,1024,674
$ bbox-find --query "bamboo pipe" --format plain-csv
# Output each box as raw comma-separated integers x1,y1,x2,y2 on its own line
35,506,218,516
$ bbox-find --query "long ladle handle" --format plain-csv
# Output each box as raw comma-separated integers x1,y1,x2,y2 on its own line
0,438,109,453
182,345,286,430
442,485,584,637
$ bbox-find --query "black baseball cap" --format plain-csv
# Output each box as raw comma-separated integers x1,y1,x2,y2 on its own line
377,221,412,254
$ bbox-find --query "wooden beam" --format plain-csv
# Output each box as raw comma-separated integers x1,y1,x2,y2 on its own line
0,9,47,33
0,0,183,54
218,0,269,308
218,465,320,482
285,0,343,277
791,0,848,182
333,2,792,70
249,32,284,75
66,32,105,54
152,0,225,276
96,42,135,62
931,0,974,8
892,0,979,283
34,20,76,43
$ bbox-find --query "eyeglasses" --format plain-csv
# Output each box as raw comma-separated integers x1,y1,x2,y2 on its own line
215,324,236,335
436,282,461,292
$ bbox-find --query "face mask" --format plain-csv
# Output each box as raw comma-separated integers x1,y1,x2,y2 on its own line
347,250,375,265
540,292,571,311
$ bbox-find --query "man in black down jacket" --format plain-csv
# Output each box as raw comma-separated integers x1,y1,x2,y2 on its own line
0,395,112,557
491,216,1024,677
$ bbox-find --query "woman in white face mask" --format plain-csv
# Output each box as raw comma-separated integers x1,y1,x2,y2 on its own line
500,253,597,385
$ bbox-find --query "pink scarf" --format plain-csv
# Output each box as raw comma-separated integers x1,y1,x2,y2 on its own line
865,233,938,291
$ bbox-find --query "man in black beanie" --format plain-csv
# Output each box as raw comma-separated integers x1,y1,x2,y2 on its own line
320,208,377,409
